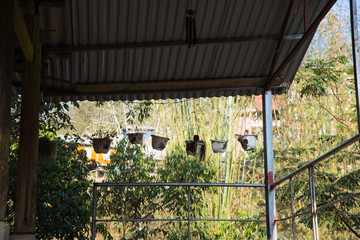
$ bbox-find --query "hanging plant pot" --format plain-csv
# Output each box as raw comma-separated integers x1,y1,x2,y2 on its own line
38,137,58,162
92,137,112,154
185,140,204,156
210,140,228,153
237,135,257,151
185,135,206,160
151,135,170,151
127,133,144,144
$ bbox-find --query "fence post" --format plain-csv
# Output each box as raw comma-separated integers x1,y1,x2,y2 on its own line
309,167,319,240
290,178,296,240
91,183,98,240
263,90,277,239
350,0,360,133
188,186,191,240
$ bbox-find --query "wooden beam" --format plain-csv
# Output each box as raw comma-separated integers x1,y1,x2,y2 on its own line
14,0,34,62
14,14,41,234
76,77,285,94
0,0,14,222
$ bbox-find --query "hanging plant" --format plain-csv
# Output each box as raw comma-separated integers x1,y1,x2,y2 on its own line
185,135,206,160
237,130,257,151
127,132,144,144
210,139,228,153
151,135,170,151
88,130,116,154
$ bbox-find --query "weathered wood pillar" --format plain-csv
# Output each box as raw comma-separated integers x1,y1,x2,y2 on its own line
0,0,14,238
13,13,41,235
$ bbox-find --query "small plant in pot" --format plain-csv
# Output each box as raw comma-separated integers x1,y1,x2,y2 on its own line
38,137,58,162
185,135,206,160
89,130,116,154
210,139,228,153
151,135,170,151
237,130,257,151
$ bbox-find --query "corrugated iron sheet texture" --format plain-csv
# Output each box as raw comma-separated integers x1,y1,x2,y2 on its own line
37,0,333,102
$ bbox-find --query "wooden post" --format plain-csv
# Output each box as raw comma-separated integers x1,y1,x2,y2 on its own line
0,0,14,223
14,14,41,234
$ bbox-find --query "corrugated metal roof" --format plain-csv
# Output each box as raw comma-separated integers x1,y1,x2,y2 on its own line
23,0,335,102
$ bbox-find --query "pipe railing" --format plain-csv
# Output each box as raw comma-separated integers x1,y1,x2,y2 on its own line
275,191,360,222
271,133,360,240
91,182,265,240
271,133,360,189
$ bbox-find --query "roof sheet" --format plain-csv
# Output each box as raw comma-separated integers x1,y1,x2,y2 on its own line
18,0,335,102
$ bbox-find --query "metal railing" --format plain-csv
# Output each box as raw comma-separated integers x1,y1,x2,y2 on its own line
271,133,360,240
91,182,265,240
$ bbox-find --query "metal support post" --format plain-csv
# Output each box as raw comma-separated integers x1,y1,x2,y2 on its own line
290,178,296,240
262,90,277,239
187,186,191,240
91,184,98,240
308,167,319,240
350,0,360,132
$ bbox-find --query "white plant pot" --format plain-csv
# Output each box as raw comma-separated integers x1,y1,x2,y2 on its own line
238,135,257,151
92,138,112,154
185,140,204,156
151,135,170,151
210,140,228,153
127,133,144,144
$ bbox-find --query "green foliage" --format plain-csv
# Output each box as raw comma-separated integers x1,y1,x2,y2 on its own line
210,211,265,239
125,100,153,125
97,139,160,239
6,95,98,239
35,141,93,239
10,94,76,139
275,144,360,237
97,141,218,239
296,56,350,98
6,138,94,239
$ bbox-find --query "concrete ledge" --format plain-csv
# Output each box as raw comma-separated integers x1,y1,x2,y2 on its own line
9,234,35,240
0,221,10,240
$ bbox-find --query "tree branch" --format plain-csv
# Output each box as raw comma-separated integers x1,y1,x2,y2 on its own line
330,86,346,117
316,97,351,129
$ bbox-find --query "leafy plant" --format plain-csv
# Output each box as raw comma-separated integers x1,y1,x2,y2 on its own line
97,141,217,239
87,129,117,139
6,95,110,239
6,137,98,239
125,100,153,125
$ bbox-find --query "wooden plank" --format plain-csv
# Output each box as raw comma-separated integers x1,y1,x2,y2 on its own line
14,0,34,62
14,14,41,234
76,77,285,93
0,0,14,222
